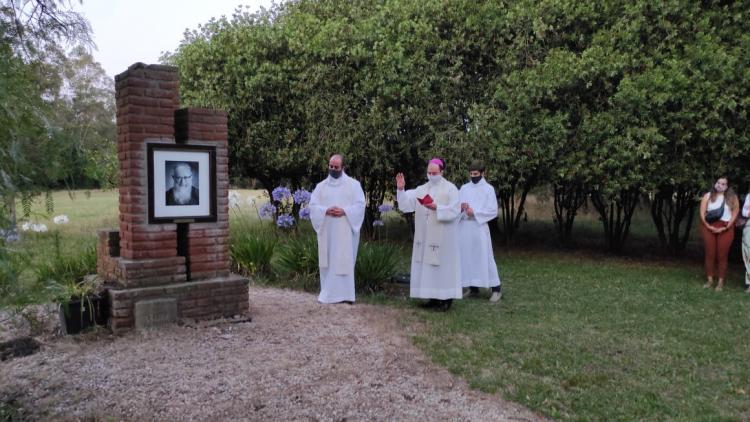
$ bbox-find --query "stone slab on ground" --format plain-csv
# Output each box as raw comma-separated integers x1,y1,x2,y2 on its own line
134,298,178,330
0,286,548,421
109,274,249,333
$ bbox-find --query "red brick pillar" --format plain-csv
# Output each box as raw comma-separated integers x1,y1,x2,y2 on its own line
116,63,180,260
103,63,247,334
112,63,186,288
174,108,231,280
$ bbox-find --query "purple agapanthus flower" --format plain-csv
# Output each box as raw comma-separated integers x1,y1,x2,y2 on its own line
372,219,385,227
378,203,393,214
293,189,312,205
298,207,311,220
276,214,295,228
272,186,292,202
258,202,277,219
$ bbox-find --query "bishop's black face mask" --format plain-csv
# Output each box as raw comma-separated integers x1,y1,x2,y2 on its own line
471,176,482,184
329,169,342,179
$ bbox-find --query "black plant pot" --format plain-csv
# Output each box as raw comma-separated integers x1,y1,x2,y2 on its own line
59,293,109,335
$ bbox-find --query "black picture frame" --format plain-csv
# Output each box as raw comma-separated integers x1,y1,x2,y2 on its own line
147,143,217,224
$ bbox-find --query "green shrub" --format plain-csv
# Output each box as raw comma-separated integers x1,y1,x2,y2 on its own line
355,242,401,293
0,246,21,297
32,240,98,325
230,232,277,275
0,245,40,309
35,245,96,289
272,235,318,289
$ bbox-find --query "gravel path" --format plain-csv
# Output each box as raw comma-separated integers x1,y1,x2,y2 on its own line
1,286,546,421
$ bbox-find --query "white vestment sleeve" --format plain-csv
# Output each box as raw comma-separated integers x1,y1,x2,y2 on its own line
308,183,327,233
342,180,366,233
436,185,461,222
397,189,418,213
473,185,498,225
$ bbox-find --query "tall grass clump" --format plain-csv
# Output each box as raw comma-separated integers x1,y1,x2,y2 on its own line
0,244,41,309
272,234,318,290
355,242,401,293
32,234,98,326
34,234,97,295
230,227,278,276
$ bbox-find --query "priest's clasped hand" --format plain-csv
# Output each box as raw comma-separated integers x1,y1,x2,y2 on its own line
424,202,437,210
326,206,346,217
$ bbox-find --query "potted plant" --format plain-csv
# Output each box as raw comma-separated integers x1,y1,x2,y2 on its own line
54,275,109,335
36,240,108,334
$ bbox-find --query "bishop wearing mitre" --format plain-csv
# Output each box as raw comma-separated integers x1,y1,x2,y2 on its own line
395,158,462,311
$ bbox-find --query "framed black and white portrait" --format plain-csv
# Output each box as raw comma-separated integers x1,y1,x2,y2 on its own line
148,143,217,223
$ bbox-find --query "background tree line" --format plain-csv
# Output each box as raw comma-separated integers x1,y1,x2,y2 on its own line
167,0,750,253
1,0,116,233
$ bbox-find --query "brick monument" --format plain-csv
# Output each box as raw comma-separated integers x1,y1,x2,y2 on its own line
97,63,249,334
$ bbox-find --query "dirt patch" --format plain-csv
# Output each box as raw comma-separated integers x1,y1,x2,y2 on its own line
0,337,40,361
0,304,62,342
0,286,548,421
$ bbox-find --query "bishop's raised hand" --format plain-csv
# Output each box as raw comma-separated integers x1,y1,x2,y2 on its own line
395,173,405,190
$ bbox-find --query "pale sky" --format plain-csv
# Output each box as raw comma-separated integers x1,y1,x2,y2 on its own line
74,0,275,79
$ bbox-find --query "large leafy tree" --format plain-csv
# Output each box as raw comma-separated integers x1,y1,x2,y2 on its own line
590,1,750,252
291,0,475,229
0,43,52,230
169,0,750,250
0,0,96,233
483,0,749,251
50,46,116,189
167,6,316,197
458,0,617,243
170,1,494,231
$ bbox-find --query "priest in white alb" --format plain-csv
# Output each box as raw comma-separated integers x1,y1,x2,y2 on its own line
395,158,462,311
459,160,502,302
309,154,366,304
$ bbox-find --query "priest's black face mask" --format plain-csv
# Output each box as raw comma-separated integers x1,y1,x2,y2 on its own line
328,161,343,179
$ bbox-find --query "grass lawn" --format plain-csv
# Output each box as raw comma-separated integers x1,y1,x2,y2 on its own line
15,189,267,255
411,250,750,420
9,189,750,420
14,190,119,256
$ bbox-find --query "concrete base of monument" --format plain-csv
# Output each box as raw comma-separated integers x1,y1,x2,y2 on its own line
108,274,249,334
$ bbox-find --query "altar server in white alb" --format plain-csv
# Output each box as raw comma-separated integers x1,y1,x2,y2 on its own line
459,160,502,303
395,158,462,311
309,154,366,304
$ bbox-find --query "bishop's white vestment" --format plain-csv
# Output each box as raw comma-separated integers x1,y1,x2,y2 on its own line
309,173,366,303
458,178,501,288
397,178,462,300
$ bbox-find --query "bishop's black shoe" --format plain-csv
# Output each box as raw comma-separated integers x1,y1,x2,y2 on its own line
462,287,480,299
418,299,440,309
436,299,453,312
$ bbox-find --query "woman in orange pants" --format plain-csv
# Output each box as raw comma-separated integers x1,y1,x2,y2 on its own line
699,177,739,291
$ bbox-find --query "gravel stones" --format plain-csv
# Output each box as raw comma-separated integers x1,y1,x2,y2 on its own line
0,287,546,421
